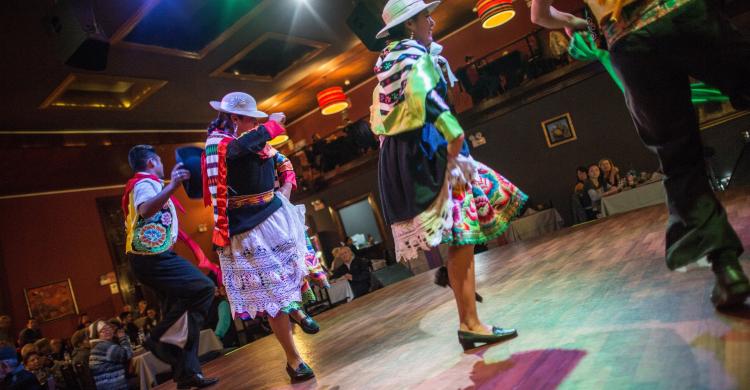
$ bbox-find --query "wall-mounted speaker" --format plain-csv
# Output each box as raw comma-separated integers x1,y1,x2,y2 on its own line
347,0,388,52
49,0,109,71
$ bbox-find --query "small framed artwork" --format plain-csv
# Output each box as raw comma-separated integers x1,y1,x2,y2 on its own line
24,279,79,322
541,113,577,148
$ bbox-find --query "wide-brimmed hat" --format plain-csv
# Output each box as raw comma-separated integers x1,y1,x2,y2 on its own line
209,92,268,118
376,0,441,39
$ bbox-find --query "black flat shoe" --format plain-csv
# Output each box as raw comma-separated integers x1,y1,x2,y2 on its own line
290,310,320,334
457,327,518,351
434,266,484,303
176,374,219,389
286,362,315,383
710,254,750,309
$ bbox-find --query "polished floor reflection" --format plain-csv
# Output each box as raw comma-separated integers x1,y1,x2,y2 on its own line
156,189,750,390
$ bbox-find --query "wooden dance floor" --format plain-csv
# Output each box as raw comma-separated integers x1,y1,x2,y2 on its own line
156,189,750,390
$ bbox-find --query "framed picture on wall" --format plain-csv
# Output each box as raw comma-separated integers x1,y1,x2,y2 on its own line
541,113,577,148
24,279,79,322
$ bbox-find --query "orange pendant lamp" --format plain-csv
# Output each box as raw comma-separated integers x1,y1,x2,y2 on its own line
476,0,516,29
316,86,349,115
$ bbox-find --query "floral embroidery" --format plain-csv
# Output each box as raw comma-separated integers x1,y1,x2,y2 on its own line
138,223,167,248
160,212,172,226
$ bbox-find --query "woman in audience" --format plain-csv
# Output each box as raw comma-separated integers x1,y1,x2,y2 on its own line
88,320,132,390
599,158,621,189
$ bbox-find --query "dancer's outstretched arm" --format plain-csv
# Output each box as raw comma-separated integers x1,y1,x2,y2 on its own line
530,0,587,35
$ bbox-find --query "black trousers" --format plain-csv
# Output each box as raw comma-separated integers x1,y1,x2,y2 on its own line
609,0,748,269
130,251,215,382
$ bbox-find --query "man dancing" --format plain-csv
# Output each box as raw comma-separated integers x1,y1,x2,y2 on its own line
123,145,219,388
531,0,750,308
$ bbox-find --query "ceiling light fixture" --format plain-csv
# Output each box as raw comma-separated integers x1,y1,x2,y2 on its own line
475,0,516,29
316,86,349,115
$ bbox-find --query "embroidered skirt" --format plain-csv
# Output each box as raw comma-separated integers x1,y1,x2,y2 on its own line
379,125,527,262
218,195,309,319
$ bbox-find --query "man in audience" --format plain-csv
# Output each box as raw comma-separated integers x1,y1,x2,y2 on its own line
118,311,140,344
17,318,42,347
1,345,41,390
76,313,91,331
0,314,11,346
331,246,372,298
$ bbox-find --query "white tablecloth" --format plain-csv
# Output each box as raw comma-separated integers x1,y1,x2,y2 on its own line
601,181,666,217
132,329,223,390
504,208,564,242
326,279,354,304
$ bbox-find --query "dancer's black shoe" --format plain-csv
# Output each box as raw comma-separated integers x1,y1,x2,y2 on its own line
290,310,320,334
710,252,750,309
457,327,517,351
434,266,483,302
286,362,315,383
176,374,219,389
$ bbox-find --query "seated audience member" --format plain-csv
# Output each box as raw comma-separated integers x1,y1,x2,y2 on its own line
331,247,372,298
205,274,238,348
1,346,35,388
572,166,595,222
585,164,607,216
135,300,148,320
69,329,90,369
1,346,42,390
18,318,43,347
142,308,159,337
24,351,54,390
0,314,12,346
35,338,66,389
121,305,133,314
599,158,621,188
118,312,139,345
49,339,65,362
75,313,91,331
88,320,133,390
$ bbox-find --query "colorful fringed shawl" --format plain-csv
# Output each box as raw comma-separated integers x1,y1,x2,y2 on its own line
371,40,461,141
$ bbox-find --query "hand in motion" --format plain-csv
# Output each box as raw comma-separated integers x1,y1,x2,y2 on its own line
447,134,465,158
269,112,286,125
171,163,191,184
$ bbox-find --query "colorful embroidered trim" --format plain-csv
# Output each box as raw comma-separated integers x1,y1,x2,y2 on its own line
228,191,275,209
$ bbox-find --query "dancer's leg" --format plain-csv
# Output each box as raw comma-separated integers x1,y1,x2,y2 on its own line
267,313,304,368
446,245,491,334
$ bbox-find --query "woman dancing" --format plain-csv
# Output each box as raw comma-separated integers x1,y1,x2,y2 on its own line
203,92,315,382
372,0,527,351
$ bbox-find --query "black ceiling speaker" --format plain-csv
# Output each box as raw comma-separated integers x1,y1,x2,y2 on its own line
347,0,388,52
48,0,109,71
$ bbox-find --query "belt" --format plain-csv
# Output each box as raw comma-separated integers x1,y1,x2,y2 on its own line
228,191,275,209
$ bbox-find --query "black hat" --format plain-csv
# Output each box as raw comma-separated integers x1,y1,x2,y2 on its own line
175,146,204,199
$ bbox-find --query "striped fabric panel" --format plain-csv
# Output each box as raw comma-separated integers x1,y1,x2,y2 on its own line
374,40,427,118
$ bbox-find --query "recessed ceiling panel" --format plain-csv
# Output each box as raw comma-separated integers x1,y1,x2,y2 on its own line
112,0,266,59
212,33,329,81
40,74,167,110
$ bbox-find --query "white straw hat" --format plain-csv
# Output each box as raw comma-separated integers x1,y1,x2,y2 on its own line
209,92,268,118
376,0,441,39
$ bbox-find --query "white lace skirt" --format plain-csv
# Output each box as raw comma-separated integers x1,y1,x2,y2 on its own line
218,195,309,319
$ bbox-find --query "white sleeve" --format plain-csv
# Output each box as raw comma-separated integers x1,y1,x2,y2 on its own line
133,180,160,209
